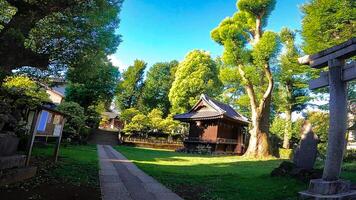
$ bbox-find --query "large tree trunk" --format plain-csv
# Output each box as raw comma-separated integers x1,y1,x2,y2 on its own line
282,83,293,149
282,109,292,149
244,95,272,158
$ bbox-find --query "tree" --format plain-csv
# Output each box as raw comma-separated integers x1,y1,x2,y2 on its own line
275,28,311,149
65,54,120,109
140,61,178,115
123,113,149,137
169,50,222,113
57,101,86,136
116,60,146,110
120,108,140,124
301,0,355,54
211,0,280,157
0,0,122,73
147,109,164,132
218,59,251,118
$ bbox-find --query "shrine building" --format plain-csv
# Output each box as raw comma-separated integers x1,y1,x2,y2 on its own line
174,94,249,154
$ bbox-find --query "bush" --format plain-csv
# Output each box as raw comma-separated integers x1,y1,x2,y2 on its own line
279,148,293,159
57,101,87,137
344,149,356,162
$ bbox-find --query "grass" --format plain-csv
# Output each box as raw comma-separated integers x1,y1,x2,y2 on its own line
32,144,99,186
114,146,306,200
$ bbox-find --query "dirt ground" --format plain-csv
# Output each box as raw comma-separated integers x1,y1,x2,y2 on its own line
0,156,100,200
0,182,100,200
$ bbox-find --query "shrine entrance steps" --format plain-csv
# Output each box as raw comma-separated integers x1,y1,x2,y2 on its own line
88,129,118,146
97,145,182,200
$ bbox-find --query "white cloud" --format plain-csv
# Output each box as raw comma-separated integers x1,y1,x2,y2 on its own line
108,55,127,72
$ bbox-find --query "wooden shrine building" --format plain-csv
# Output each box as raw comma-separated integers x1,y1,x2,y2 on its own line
174,94,249,154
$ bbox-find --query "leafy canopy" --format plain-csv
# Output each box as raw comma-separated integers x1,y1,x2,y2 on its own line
0,0,123,73
168,50,222,113
116,59,146,110
140,61,178,115
301,0,356,54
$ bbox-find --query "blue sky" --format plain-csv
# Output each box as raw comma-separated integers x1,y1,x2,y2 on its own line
110,0,307,71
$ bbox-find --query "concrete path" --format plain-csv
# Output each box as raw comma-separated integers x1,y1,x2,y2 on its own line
97,145,183,200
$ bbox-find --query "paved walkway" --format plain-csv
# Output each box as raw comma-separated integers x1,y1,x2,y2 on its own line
97,145,183,200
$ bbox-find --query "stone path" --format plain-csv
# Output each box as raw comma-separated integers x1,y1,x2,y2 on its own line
97,145,183,200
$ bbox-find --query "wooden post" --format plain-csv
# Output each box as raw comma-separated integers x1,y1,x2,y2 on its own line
25,110,40,166
53,118,66,163
322,59,348,181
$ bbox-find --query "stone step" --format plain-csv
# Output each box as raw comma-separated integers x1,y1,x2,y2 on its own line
0,166,37,186
87,129,118,146
0,155,26,170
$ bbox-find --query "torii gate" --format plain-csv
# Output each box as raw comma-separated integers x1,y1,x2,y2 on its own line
299,38,356,199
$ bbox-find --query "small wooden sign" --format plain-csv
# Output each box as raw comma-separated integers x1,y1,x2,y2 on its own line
53,115,61,125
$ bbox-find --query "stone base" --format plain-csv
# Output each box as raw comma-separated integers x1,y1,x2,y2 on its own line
299,179,356,200
299,190,356,200
0,155,26,170
0,166,37,186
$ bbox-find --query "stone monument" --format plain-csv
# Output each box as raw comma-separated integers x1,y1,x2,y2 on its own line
293,121,318,171
298,38,356,199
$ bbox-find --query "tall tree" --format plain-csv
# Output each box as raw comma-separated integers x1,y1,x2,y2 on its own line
116,59,146,110
140,61,178,116
168,50,222,113
275,28,311,149
65,54,120,109
0,0,122,73
211,0,280,157
301,0,355,54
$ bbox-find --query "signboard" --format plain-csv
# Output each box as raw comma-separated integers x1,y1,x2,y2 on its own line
53,125,62,137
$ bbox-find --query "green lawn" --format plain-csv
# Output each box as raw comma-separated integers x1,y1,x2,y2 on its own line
32,144,99,186
115,146,306,200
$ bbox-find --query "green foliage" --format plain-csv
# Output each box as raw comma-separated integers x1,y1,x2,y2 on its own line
211,0,280,113
301,0,355,54
160,114,182,135
0,75,49,132
120,108,141,124
278,148,293,159
1,0,123,72
66,55,120,109
218,61,251,117
252,31,280,66
147,109,164,131
123,113,150,135
116,60,147,110
57,101,86,136
307,111,329,156
140,61,178,115
2,75,49,107
270,116,305,147
0,0,16,31
121,108,184,137
237,0,276,22
169,50,222,113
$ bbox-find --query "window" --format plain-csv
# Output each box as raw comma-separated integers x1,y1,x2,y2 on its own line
37,111,49,132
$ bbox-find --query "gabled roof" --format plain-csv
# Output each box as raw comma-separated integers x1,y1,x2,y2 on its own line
174,94,249,124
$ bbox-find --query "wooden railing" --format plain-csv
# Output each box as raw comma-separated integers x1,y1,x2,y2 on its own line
123,137,183,145
184,137,238,144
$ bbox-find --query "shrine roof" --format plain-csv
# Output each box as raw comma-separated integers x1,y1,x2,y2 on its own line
174,94,249,124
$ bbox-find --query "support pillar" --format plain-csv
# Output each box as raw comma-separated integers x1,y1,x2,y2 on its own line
322,59,347,181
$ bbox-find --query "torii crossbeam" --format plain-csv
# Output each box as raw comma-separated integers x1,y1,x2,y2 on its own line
299,38,356,199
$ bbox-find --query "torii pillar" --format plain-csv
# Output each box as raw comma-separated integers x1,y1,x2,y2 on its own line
299,38,356,199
